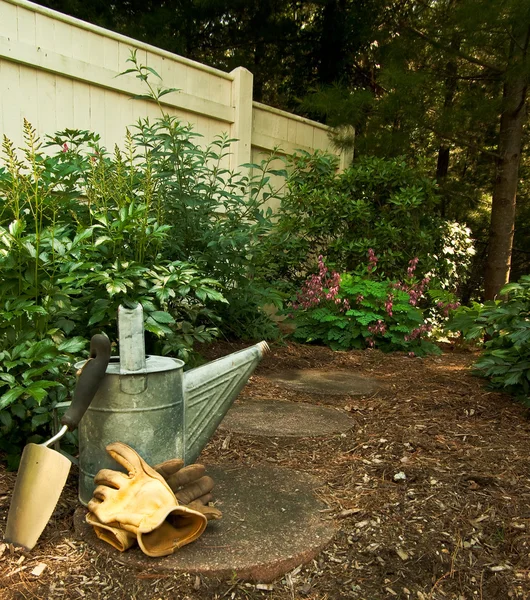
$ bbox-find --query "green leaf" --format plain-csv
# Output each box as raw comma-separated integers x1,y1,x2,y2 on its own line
106,281,127,295
8,219,24,236
23,241,37,257
31,412,51,428
58,336,88,354
150,311,175,324
88,311,107,326
95,236,113,246
26,381,61,404
0,387,25,410
144,66,162,79
0,411,13,428
24,340,57,361
145,317,173,336
10,403,27,419
0,373,16,386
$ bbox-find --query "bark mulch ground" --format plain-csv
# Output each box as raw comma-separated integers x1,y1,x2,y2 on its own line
1,341,529,599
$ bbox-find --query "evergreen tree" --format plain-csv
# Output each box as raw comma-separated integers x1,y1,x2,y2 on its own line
305,0,529,299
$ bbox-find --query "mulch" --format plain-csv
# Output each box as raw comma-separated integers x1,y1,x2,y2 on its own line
1,340,530,599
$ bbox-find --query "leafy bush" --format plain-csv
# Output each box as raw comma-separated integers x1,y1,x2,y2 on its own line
0,122,230,463
256,152,474,295
117,51,283,340
0,56,283,461
123,116,282,339
446,276,530,401
289,255,441,356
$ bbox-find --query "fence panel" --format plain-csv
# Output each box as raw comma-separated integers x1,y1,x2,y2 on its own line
0,0,352,198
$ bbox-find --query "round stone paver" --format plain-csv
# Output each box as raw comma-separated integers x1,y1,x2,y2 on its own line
74,464,337,582
219,399,354,437
265,368,380,396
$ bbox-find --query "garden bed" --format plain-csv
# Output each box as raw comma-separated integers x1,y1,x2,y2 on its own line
1,341,530,599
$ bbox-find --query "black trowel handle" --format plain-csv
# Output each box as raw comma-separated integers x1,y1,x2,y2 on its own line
61,334,111,431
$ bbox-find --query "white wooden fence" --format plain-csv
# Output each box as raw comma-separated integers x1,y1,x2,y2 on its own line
0,0,352,210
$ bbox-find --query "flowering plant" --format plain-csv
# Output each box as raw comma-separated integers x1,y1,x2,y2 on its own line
289,252,442,356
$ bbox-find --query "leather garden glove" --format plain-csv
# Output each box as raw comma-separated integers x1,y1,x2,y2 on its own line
154,458,222,521
87,442,207,557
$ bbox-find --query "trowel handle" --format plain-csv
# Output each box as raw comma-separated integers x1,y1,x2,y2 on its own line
61,334,111,431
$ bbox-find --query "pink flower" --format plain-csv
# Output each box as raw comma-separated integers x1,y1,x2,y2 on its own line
407,257,419,278
290,256,347,313
62,143,69,153
368,320,387,336
437,300,460,317
367,248,378,274
385,294,394,317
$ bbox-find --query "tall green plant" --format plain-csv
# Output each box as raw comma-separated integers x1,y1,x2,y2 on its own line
116,51,284,339
0,123,224,465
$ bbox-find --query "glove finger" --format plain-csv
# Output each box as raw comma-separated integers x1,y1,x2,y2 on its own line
174,476,215,505
90,483,114,503
86,513,136,552
195,492,213,505
93,468,130,489
166,464,206,491
105,442,158,479
187,500,222,521
138,509,207,557
153,458,185,480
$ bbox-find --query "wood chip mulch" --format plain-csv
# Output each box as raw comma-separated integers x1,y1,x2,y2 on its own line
1,341,529,599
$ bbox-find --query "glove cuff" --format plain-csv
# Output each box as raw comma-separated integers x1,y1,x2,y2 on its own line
137,505,207,557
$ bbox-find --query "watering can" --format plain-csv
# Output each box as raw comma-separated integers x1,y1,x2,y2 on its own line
76,304,269,506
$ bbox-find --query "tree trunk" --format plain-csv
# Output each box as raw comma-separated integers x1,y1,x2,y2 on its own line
318,0,348,85
436,32,460,218
484,32,529,299
436,145,450,217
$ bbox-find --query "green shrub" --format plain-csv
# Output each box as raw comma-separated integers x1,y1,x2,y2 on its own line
446,276,530,401
256,152,474,295
0,51,289,463
117,51,283,341
0,122,228,464
289,255,441,356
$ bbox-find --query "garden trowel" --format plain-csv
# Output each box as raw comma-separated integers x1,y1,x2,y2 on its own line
4,334,111,550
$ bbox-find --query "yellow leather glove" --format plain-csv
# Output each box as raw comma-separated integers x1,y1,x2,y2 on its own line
154,459,222,521
86,442,207,557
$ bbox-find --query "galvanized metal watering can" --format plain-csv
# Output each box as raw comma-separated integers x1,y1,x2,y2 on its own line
76,304,268,505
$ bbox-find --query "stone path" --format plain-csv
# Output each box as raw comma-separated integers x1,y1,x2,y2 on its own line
220,399,354,437
264,368,380,396
74,464,337,582
75,368,379,581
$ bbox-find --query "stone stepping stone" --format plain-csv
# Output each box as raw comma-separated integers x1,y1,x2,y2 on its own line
219,399,354,437
264,368,380,396
74,464,337,582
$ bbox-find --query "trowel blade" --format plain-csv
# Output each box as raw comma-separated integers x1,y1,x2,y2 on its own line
4,443,72,550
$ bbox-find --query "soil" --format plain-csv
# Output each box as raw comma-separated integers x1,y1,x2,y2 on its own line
1,341,530,600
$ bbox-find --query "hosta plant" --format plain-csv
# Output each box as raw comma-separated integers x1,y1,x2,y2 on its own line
446,276,530,401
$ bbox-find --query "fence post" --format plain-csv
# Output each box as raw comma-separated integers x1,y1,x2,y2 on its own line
230,66,253,173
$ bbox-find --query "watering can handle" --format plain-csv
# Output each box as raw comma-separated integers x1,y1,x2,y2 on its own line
61,335,111,431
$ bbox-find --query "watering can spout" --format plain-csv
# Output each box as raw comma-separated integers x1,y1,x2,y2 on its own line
183,341,269,463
